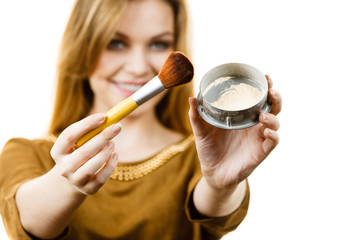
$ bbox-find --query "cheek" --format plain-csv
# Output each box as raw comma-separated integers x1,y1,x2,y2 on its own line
150,51,172,72
88,75,103,99
89,56,113,93
92,53,121,79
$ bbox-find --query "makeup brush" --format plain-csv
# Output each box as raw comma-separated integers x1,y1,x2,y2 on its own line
75,51,194,147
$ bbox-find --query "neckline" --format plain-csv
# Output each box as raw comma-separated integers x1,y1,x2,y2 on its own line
116,134,194,166
110,134,194,181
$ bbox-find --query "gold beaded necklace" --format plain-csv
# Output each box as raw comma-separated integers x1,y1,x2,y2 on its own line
110,135,194,181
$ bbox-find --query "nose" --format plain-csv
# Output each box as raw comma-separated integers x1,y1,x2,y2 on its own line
124,47,150,77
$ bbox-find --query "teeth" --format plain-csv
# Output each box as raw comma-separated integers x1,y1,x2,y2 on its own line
116,83,143,92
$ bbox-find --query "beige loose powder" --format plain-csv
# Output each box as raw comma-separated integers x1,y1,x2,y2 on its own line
211,83,264,111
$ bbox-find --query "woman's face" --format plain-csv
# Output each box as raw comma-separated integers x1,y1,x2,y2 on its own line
89,0,174,114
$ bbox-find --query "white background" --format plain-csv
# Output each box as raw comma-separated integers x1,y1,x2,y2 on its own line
1,0,359,239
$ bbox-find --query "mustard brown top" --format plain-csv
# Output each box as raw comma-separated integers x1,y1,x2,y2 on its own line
0,135,249,240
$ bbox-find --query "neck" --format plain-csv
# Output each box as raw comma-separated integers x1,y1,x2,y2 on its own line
112,108,184,163
118,108,163,142
88,96,185,163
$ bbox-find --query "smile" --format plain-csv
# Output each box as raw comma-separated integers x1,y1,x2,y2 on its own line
112,81,144,93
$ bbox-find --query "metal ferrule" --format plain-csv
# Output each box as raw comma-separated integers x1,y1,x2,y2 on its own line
131,76,166,105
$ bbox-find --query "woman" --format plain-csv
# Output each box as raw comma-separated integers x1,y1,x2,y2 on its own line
0,0,281,239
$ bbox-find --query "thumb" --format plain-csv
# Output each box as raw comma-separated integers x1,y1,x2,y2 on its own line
188,97,211,137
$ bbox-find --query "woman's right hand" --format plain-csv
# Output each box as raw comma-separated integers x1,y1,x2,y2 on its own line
50,113,121,195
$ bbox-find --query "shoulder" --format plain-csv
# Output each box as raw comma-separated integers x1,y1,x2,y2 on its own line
0,136,56,172
1,136,55,155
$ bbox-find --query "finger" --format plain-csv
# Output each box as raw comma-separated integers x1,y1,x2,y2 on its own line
265,75,273,89
70,141,115,186
259,113,280,132
188,97,201,124
268,88,282,116
262,128,280,155
265,75,282,116
70,122,121,168
51,113,106,157
81,153,118,195
188,97,212,137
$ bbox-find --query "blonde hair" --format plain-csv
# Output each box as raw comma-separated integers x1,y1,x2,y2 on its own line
49,0,193,136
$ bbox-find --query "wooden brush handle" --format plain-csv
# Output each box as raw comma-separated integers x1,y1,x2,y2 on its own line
75,96,138,147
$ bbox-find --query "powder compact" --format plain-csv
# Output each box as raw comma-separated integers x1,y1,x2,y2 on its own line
197,63,272,129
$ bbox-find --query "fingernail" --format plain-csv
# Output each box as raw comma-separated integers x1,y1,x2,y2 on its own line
266,128,275,137
261,113,268,121
270,89,277,96
95,113,105,122
112,123,122,133
107,142,114,150
109,153,118,168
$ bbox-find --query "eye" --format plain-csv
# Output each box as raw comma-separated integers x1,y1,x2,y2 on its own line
108,39,125,50
150,41,171,51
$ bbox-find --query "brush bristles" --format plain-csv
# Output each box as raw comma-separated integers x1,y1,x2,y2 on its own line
158,51,194,89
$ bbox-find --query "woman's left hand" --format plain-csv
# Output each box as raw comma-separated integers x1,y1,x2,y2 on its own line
189,75,281,190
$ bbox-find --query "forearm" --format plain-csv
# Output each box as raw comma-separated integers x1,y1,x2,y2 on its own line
15,166,87,239
193,177,247,217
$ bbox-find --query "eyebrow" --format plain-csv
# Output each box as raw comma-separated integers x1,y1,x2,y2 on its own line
114,31,174,40
114,32,129,39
